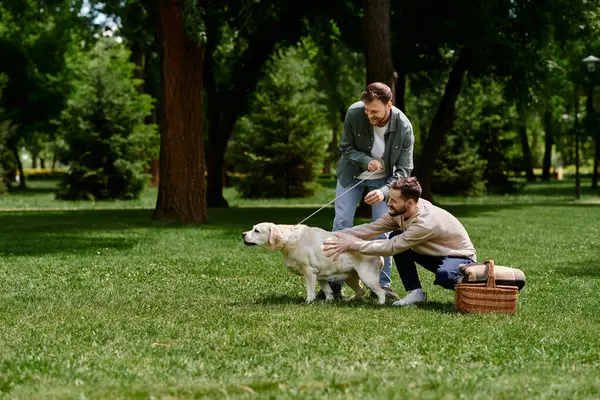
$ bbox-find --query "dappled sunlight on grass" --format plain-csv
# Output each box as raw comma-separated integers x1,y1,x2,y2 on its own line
0,177,599,397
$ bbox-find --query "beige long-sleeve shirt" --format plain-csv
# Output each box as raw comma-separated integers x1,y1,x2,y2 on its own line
342,198,477,261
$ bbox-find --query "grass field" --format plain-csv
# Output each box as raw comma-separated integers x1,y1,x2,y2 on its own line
0,178,599,399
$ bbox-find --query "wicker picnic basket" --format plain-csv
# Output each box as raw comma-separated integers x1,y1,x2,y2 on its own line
454,259,519,314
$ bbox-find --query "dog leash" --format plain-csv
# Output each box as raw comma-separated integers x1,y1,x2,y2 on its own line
295,169,383,227
294,169,393,284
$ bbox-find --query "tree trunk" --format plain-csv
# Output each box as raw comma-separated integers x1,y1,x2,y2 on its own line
542,109,553,181
40,158,45,169
9,143,26,188
594,133,599,189
586,86,598,189
32,156,37,169
153,0,207,223
201,2,312,206
323,125,339,175
130,41,146,93
150,159,159,187
203,44,232,208
517,101,536,182
318,34,347,175
358,0,394,217
414,49,471,201
363,0,395,90
206,119,233,207
148,33,162,189
394,64,407,112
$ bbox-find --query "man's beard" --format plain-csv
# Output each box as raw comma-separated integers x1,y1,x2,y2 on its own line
389,206,406,217
370,110,390,127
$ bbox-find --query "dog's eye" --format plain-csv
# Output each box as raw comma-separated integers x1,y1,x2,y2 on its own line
253,228,258,233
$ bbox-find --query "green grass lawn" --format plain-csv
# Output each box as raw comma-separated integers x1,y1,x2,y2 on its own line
0,179,599,398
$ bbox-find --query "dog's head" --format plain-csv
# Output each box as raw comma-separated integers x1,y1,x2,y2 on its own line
242,222,285,250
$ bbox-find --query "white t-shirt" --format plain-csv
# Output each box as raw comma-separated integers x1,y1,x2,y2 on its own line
357,122,388,180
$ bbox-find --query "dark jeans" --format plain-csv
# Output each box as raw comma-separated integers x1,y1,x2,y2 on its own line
389,230,474,291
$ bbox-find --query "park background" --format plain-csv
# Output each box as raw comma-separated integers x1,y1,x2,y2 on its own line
1,0,599,398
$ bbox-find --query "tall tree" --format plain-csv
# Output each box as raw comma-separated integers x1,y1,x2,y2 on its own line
310,20,364,174
516,98,536,182
0,0,92,188
93,0,161,185
414,49,471,200
542,108,554,181
408,0,597,200
153,0,207,222
363,0,394,91
203,0,350,207
352,0,395,216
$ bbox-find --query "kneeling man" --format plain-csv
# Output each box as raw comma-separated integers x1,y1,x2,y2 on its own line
323,177,476,306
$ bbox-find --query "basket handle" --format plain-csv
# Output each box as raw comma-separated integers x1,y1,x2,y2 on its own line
485,259,496,288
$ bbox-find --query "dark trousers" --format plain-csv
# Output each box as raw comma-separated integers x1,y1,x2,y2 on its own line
389,230,474,291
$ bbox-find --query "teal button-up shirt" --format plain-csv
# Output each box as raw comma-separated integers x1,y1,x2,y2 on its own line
336,101,414,200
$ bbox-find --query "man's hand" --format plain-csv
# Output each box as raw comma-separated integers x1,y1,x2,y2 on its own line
367,160,384,172
364,190,384,205
323,233,357,261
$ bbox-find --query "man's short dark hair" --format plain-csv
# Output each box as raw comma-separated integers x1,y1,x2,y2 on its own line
360,82,392,104
390,177,422,201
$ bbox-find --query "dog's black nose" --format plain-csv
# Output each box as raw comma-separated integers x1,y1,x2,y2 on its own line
241,232,245,238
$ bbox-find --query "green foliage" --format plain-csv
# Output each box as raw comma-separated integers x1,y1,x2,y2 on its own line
0,0,93,145
453,78,523,193
432,133,487,196
184,0,206,45
230,44,331,198
54,39,158,201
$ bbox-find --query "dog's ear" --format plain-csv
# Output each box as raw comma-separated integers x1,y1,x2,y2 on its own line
269,226,283,245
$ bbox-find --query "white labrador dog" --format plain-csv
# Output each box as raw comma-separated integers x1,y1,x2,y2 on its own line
242,222,386,304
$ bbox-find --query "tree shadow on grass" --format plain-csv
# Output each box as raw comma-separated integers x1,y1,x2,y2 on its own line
7,186,59,196
239,294,306,306
1,202,597,257
0,235,137,256
554,259,600,277
415,300,458,314
0,209,157,233
2,201,598,236
0,208,335,257
440,201,599,219
0,209,158,256
243,293,415,309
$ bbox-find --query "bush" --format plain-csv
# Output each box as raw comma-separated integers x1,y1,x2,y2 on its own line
229,44,330,198
432,133,487,196
55,40,158,200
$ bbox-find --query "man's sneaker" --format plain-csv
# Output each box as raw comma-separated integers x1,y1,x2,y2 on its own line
370,286,400,300
392,290,427,307
316,282,343,300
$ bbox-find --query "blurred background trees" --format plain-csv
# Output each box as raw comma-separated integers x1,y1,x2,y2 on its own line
1,0,599,221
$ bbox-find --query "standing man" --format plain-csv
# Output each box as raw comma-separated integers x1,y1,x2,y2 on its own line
321,82,414,300
322,177,477,306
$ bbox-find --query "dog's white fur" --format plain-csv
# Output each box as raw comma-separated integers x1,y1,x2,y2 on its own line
242,222,386,304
